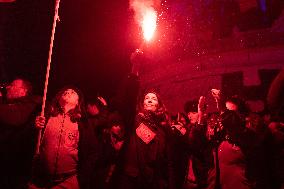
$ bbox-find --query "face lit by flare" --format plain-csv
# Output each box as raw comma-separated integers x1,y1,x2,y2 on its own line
60,89,79,107
143,92,159,112
187,112,199,124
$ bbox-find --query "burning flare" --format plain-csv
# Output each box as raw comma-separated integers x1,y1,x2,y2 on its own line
141,8,157,41
130,0,159,42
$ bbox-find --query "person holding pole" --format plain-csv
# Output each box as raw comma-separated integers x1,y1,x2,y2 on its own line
29,86,99,189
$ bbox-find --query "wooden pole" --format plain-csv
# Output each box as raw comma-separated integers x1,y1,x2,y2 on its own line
35,0,61,155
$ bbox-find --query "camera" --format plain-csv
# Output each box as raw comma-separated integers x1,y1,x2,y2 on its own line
0,83,8,101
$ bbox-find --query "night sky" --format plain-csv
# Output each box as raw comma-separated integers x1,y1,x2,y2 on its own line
3,0,139,101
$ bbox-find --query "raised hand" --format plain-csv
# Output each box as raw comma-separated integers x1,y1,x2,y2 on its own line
211,89,221,100
171,122,187,135
211,89,224,112
198,96,206,113
197,96,207,125
97,96,107,106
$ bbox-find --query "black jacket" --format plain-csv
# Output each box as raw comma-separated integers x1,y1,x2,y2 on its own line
0,96,41,189
121,111,176,189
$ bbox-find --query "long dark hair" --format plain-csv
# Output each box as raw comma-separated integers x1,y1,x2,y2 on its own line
48,86,86,122
137,89,169,126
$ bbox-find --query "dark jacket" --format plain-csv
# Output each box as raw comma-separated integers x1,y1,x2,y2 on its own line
173,123,213,189
120,111,176,189
0,96,41,189
31,116,99,189
78,118,100,189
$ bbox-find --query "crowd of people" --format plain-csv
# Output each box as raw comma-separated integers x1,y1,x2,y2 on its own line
0,76,283,189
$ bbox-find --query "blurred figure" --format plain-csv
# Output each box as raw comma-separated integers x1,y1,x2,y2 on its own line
86,96,109,136
0,78,41,189
269,120,284,189
245,112,273,189
117,90,175,189
91,112,126,189
183,97,212,189
87,96,108,116
170,112,190,189
184,99,199,125
267,69,284,189
29,86,98,189
207,90,262,189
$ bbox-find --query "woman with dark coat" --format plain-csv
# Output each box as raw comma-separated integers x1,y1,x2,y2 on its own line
117,90,176,189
